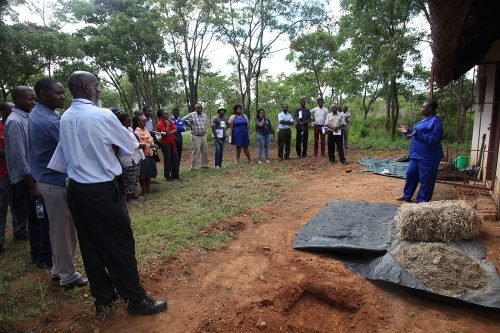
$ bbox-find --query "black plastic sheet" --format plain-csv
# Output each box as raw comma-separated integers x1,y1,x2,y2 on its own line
294,201,397,254
293,200,500,309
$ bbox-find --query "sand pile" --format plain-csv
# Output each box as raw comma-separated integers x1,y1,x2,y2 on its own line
395,200,482,242
392,242,488,296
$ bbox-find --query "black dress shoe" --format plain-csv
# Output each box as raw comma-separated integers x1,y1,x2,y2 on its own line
14,234,29,241
63,277,88,290
95,302,112,316
95,290,119,315
36,259,53,269
51,275,60,284
127,296,167,315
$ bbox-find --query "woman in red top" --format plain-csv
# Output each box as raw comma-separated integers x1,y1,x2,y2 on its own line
157,109,179,180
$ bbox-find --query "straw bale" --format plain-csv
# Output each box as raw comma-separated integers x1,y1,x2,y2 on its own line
392,242,487,297
395,200,482,242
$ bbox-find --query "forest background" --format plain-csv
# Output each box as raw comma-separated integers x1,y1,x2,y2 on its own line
0,0,474,148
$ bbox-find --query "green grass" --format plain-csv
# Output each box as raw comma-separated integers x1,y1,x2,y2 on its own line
0,161,290,327
130,163,288,262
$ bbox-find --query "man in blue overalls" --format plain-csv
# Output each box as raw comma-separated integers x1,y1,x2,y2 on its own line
398,100,444,203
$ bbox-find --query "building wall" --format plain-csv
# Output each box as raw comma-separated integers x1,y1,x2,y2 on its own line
471,64,495,166
472,39,500,215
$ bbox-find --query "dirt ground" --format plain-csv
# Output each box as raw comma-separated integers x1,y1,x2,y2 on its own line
16,146,500,332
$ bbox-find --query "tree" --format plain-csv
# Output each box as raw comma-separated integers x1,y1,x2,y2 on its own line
198,73,239,114
0,23,84,100
212,0,325,118
160,0,215,112
287,30,337,100
339,0,424,138
258,73,317,118
72,1,170,112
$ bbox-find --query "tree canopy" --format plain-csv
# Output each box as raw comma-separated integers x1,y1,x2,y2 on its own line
1,0,437,140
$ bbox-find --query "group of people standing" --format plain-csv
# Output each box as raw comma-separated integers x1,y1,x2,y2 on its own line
0,73,166,316
148,97,352,170
275,97,351,164
0,71,351,317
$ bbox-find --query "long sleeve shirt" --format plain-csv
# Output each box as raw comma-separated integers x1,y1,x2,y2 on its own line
310,107,329,126
145,117,154,132
408,114,444,161
28,103,66,186
0,121,8,178
59,99,139,184
294,107,311,129
170,116,186,143
4,107,30,183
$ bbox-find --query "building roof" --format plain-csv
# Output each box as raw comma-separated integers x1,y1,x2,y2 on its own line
429,0,500,87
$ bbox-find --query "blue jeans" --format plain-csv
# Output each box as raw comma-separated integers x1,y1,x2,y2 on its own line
257,134,272,159
214,139,225,167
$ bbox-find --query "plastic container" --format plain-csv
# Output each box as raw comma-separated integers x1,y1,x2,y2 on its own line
35,199,45,219
455,155,470,169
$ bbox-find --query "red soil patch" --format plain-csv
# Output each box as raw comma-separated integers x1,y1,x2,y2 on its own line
11,146,500,333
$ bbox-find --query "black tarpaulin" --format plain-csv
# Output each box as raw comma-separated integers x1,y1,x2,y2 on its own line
293,200,500,309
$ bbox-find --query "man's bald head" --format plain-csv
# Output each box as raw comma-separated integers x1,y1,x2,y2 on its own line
67,71,100,104
0,102,14,123
12,86,36,112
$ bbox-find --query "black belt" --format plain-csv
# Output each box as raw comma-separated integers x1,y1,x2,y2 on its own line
314,124,325,127
192,133,206,137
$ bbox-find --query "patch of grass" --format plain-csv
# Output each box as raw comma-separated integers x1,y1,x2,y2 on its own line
130,162,288,263
0,161,288,327
251,212,263,224
0,248,52,323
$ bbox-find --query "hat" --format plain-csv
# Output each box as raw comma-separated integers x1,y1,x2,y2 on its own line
110,107,121,115
217,105,226,111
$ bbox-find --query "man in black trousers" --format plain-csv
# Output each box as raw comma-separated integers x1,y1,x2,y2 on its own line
58,71,166,316
294,98,311,158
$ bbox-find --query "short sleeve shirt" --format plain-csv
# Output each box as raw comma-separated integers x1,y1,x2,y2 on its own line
212,116,228,139
256,118,272,136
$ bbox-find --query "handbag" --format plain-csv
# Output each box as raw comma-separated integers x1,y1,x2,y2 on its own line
153,148,160,162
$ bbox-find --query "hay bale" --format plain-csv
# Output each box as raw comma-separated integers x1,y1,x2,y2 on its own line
395,200,482,242
392,242,488,297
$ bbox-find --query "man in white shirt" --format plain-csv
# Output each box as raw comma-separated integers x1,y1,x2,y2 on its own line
277,103,294,160
142,105,155,132
59,71,166,316
325,105,348,164
341,105,351,150
310,97,329,157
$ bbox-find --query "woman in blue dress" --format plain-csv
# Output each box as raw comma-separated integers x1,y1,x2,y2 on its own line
398,100,444,203
229,104,251,163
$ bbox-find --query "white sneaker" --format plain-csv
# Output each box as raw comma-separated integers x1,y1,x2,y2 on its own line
258,160,262,164
266,159,271,163
215,166,220,169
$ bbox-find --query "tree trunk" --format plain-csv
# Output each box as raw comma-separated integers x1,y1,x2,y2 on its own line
385,82,391,132
390,77,400,139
